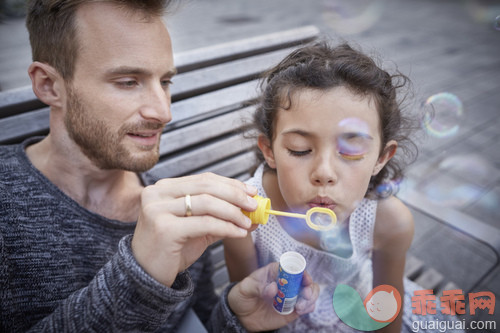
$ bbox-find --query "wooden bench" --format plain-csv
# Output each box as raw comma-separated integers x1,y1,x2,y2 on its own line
1,24,498,302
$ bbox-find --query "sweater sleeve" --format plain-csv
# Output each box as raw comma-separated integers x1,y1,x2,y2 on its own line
205,282,247,333
26,235,194,332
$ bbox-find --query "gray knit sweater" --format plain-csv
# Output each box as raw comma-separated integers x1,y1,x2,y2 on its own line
0,138,244,332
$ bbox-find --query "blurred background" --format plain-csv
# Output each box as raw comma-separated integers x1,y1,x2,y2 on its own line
1,0,499,329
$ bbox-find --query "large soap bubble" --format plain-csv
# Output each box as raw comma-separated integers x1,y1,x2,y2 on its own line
337,117,372,159
322,0,385,35
421,92,463,138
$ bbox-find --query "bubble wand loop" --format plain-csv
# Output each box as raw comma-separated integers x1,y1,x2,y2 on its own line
243,195,337,231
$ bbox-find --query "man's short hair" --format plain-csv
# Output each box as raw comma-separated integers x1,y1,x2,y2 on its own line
26,0,174,81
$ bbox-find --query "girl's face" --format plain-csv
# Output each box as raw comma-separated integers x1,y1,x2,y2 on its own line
259,86,396,224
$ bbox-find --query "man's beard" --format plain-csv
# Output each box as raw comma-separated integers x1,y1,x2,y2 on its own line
64,86,163,172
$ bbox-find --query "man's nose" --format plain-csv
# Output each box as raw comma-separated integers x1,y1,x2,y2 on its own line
140,83,172,124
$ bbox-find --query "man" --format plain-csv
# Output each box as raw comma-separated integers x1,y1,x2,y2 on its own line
0,0,318,331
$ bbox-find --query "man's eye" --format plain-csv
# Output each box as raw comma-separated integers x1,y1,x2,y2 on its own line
117,80,137,87
161,79,173,87
287,149,311,157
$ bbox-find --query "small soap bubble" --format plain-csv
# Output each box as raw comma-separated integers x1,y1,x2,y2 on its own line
319,226,353,257
319,229,338,251
421,92,463,138
310,211,333,227
375,179,401,198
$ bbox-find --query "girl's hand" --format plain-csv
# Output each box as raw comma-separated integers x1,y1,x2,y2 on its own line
228,262,319,332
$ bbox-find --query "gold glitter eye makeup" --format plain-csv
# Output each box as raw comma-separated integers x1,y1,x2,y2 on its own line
336,118,373,160
339,152,365,161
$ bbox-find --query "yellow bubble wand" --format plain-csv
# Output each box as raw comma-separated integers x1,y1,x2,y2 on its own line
243,195,337,231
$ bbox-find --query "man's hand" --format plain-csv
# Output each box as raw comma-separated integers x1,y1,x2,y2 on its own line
228,262,319,332
131,172,258,286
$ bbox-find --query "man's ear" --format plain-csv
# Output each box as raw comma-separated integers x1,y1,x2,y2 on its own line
257,135,276,169
28,61,65,108
372,140,398,176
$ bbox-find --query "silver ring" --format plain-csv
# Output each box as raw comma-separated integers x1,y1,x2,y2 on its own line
185,194,192,217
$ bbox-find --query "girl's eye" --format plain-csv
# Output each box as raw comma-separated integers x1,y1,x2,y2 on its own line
287,149,311,157
339,152,365,161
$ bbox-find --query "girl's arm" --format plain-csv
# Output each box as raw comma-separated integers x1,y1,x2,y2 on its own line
372,196,414,333
223,228,259,282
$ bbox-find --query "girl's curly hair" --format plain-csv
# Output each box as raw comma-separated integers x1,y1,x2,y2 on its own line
250,40,418,199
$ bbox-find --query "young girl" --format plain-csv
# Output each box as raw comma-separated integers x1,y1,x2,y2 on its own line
223,42,463,332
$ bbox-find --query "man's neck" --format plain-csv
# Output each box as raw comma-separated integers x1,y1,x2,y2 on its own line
25,136,143,222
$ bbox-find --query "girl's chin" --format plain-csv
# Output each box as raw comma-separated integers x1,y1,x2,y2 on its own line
335,212,350,225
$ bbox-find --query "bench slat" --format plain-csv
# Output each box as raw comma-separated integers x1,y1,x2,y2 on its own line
195,151,256,180
174,25,319,73
0,107,50,144
0,86,43,118
171,47,297,102
152,133,254,178
167,80,259,129
159,106,254,156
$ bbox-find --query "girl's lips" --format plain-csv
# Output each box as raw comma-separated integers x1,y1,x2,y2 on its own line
308,203,336,210
308,196,337,210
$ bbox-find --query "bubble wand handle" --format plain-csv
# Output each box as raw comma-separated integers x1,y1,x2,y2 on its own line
265,209,306,219
243,195,337,231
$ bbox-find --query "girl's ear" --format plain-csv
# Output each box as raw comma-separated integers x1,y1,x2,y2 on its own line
257,135,276,169
28,61,65,108
372,140,397,176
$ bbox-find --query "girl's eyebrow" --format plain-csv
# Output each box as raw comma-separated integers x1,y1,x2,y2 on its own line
281,129,313,138
281,129,374,140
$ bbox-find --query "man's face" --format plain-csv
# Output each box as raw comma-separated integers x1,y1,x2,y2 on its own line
65,2,175,171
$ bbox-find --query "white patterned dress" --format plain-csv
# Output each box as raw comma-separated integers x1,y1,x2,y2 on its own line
247,164,465,333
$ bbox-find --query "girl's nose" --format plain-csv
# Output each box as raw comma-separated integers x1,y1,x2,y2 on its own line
311,155,337,186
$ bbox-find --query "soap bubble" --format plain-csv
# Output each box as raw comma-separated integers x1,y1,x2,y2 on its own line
438,153,495,187
337,117,372,157
310,211,334,227
319,229,338,251
416,153,494,208
464,1,500,26
495,15,500,30
322,0,385,35
375,179,401,198
421,182,482,208
421,92,463,138
319,225,353,257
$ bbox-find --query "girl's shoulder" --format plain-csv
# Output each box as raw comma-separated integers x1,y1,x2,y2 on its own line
373,196,414,253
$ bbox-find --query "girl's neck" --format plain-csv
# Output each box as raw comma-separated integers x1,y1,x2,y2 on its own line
262,169,287,211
